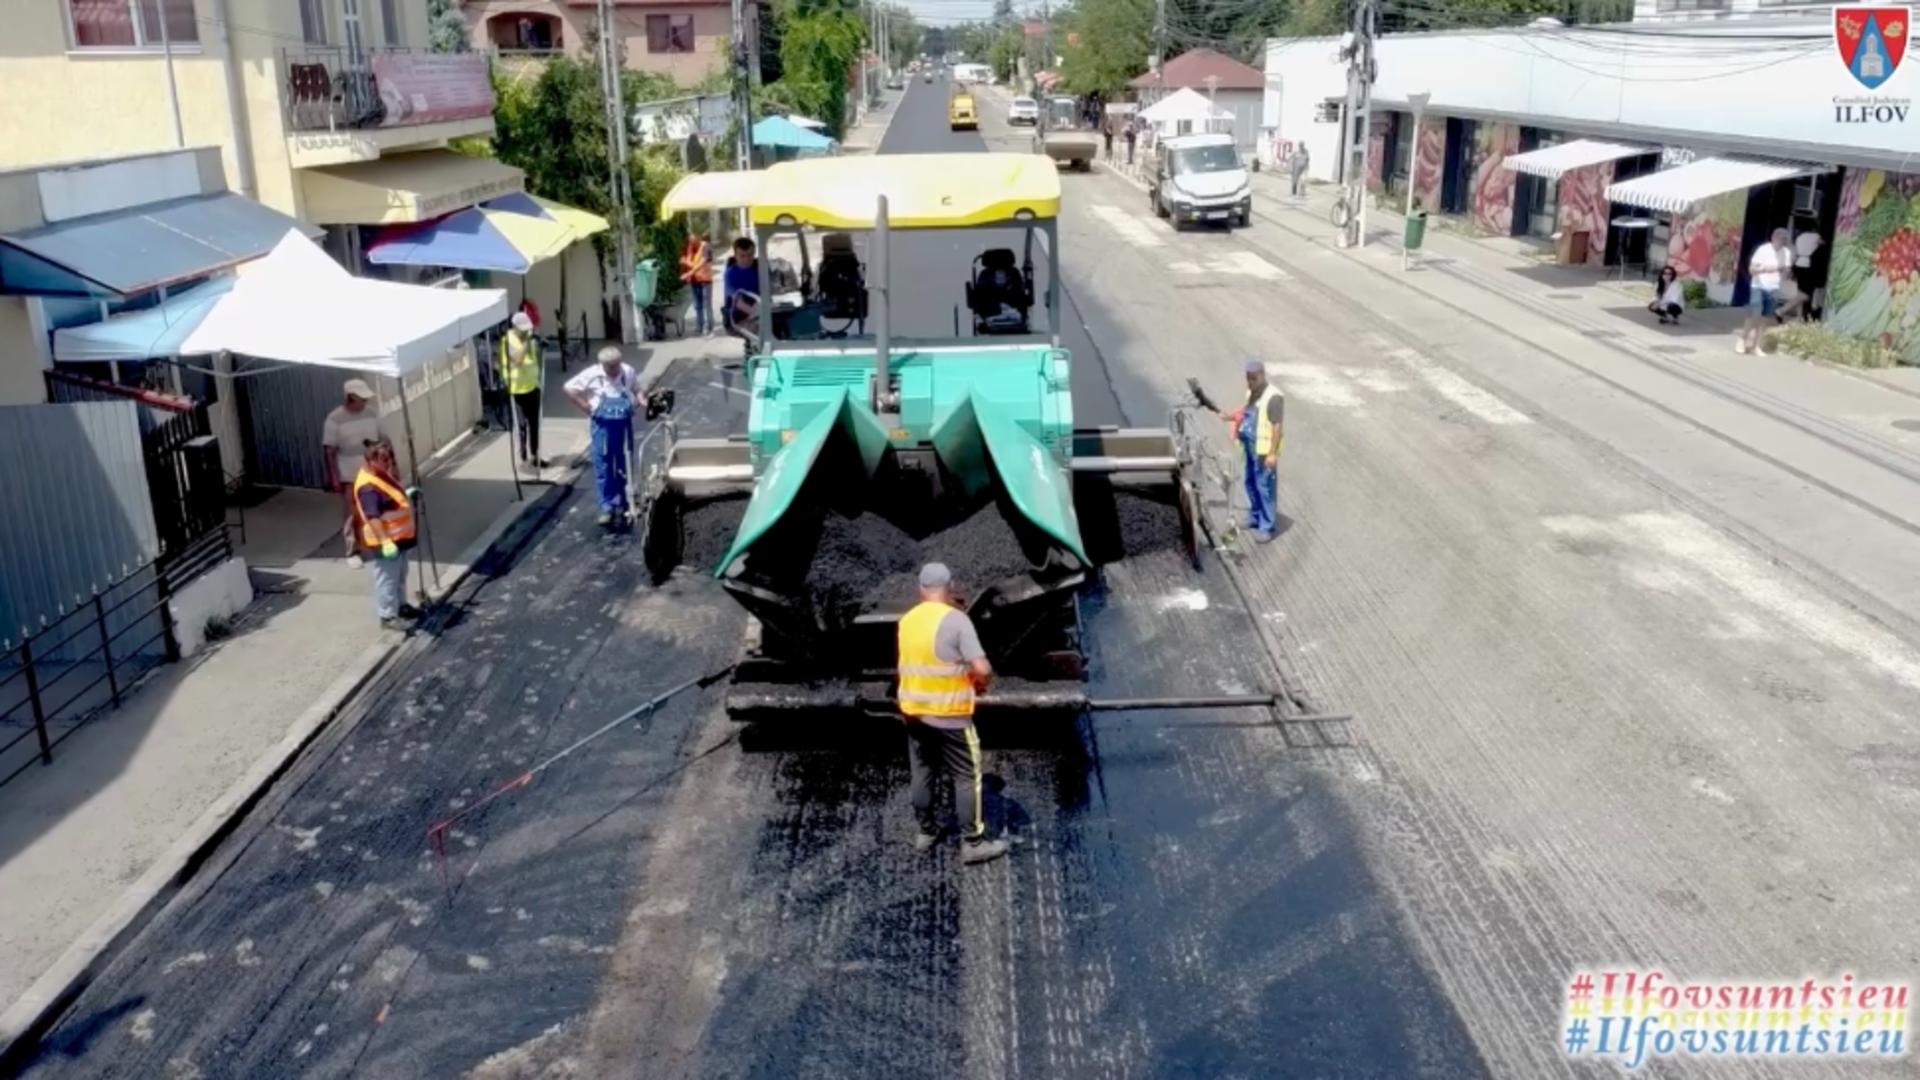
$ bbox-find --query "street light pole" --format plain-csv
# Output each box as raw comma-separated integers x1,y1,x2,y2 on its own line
1402,91,1429,271
155,0,185,147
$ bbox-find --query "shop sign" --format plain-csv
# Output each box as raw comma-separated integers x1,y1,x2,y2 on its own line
372,53,495,128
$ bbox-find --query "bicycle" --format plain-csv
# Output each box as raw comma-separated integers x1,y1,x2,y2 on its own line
1328,189,1355,231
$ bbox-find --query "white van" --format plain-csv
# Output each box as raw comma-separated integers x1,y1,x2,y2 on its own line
1149,132,1252,229
952,63,991,85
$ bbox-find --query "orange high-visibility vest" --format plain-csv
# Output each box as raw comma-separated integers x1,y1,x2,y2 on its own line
896,601,975,718
353,467,416,549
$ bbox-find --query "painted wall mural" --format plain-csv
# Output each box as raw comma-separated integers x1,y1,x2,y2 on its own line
1667,190,1748,305
1468,122,1520,235
1366,116,1388,192
1828,168,1920,364
1556,161,1613,268
1412,116,1443,211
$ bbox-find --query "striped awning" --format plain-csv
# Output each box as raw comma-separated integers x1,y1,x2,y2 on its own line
1501,139,1650,182
1605,156,1824,215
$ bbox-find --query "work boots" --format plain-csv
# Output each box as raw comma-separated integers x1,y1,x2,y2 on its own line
961,836,1010,866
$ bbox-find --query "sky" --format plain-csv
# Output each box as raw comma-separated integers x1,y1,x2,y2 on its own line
904,0,1014,28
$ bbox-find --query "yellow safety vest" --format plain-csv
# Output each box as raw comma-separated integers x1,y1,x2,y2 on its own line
499,330,541,395
353,468,416,549
1232,384,1284,458
896,600,975,719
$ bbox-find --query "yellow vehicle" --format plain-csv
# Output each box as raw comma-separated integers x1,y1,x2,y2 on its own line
948,92,977,131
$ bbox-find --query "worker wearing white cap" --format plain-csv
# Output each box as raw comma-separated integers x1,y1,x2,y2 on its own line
564,345,644,525
896,562,1009,866
500,311,545,468
1218,358,1284,543
322,378,383,566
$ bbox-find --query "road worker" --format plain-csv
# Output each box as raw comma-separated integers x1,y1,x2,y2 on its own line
1222,357,1285,542
353,438,420,631
500,311,544,469
897,563,1009,865
564,345,644,525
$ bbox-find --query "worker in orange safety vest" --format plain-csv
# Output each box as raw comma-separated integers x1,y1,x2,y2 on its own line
353,438,420,630
896,562,1010,866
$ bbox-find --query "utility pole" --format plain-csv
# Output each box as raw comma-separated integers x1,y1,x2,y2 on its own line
596,0,640,345
856,3,867,125
731,0,753,171
156,0,185,147
1338,0,1378,249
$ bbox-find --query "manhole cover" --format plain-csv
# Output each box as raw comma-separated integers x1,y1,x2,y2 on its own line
1895,419,1920,432
1545,293,1582,301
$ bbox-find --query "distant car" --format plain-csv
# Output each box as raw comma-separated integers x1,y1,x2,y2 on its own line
923,71,934,84
1007,96,1039,125
887,75,904,90
949,93,977,131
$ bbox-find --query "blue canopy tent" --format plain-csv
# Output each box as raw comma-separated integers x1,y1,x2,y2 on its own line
752,116,837,162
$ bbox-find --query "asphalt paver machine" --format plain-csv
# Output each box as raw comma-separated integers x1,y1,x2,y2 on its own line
645,154,1200,719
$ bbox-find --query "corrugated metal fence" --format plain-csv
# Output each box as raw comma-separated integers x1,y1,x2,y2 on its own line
0,401,163,659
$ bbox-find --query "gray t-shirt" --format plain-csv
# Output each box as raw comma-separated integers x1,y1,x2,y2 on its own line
921,608,986,730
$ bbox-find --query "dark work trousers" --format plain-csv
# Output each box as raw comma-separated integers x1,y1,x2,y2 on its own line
905,720,986,839
511,389,541,461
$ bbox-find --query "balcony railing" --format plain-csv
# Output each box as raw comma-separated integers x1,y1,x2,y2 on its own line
281,46,495,135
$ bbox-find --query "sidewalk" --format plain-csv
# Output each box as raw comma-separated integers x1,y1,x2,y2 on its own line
841,89,900,155
1250,171,1920,401
0,335,714,1050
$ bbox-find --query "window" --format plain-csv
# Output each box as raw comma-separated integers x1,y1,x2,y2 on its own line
380,0,401,45
647,13,694,54
299,0,329,44
68,0,200,48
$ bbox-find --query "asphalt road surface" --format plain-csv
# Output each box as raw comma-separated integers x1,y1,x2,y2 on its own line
19,75,1920,1080
16,81,1476,1079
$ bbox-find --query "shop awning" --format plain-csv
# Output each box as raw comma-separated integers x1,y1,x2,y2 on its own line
180,231,508,376
52,276,236,362
301,150,525,225
0,192,318,298
1501,139,1651,182
1605,156,1825,215
365,192,605,274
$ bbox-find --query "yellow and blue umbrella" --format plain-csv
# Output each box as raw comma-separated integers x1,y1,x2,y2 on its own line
366,194,609,275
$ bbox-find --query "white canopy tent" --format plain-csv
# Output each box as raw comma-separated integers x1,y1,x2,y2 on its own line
181,231,508,376
1138,88,1234,136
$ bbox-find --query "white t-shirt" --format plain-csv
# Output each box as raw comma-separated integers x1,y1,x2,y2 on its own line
564,363,639,418
1748,242,1787,292
322,404,382,485
1660,280,1685,308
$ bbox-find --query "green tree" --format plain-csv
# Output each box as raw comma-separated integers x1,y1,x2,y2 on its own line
1058,0,1152,95
428,0,468,53
988,27,1024,83
764,0,867,137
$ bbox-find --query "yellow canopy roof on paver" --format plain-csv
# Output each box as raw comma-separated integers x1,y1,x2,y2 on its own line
659,153,1061,229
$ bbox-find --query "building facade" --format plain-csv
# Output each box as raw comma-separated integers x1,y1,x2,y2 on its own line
1132,48,1266,160
461,0,729,86
1265,16,1920,361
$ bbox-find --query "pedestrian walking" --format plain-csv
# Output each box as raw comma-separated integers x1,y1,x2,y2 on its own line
679,228,714,336
1102,116,1114,161
499,311,545,468
898,563,1009,865
1219,358,1285,543
1123,121,1137,167
564,345,644,525
322,378,382,567
352,438,420,631
1288,142,1311,197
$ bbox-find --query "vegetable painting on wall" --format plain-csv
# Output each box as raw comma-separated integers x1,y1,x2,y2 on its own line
1413,116,1444,211
1828,168,1920,364
1468,122,1520,235
1367,116,1388,193
1667,190,1747,304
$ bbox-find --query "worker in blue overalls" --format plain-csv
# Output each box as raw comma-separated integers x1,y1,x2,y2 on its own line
564,345,645,525
1223,357,1285,543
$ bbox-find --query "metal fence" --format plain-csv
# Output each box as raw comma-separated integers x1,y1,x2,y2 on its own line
0,401,160,659
0,528,232,790
283,45,396,132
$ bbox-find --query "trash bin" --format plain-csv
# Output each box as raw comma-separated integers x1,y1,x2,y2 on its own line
1403,210,1428,251
632,258,660,307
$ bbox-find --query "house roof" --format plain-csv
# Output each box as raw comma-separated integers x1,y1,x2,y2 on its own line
1129,48,1264,91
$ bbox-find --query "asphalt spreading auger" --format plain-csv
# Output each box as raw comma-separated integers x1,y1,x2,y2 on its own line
640,154,1209,721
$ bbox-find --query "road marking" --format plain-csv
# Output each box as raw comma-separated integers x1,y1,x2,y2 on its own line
1543,512,1920,693
1388,347,1532,425
1267,362,1364,410
1168,252,1290,281
1088,203,1165,249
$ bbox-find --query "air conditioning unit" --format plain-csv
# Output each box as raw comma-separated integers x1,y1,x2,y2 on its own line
1315,99,1341,123
1792,182,1822,217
